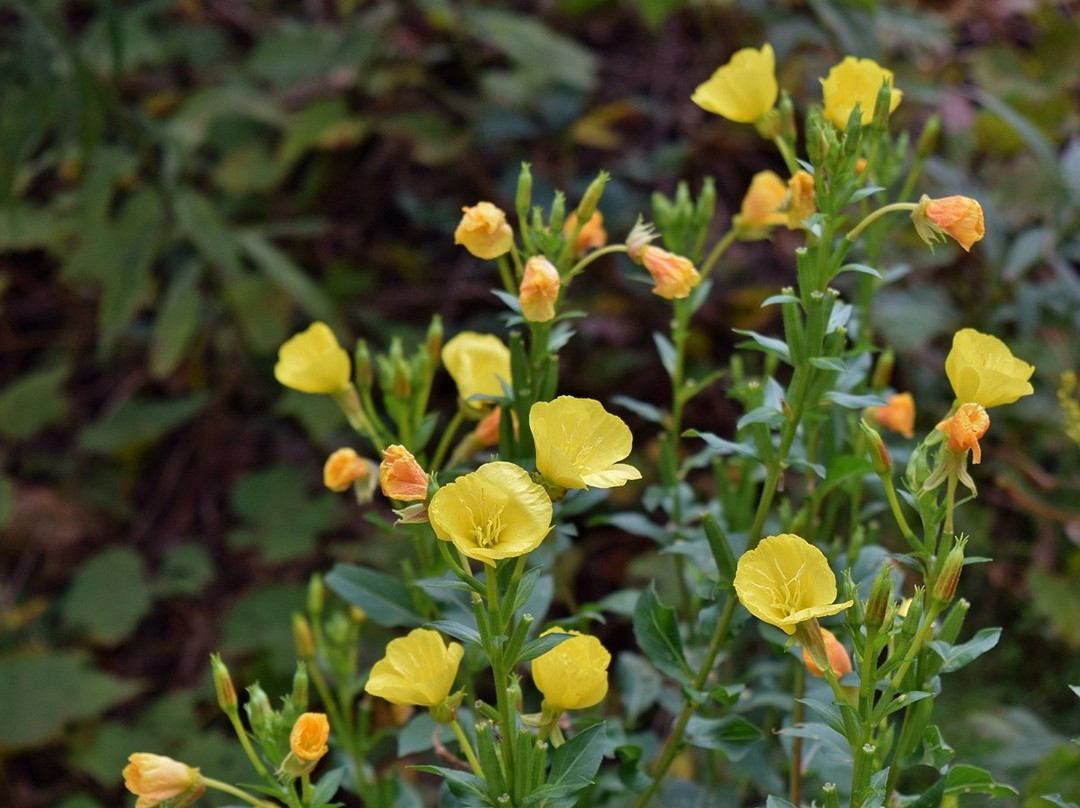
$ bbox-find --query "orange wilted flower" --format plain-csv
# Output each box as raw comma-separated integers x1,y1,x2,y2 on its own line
379,445,430,501
868,393,915,439
912,195,985,252
936,403,990,463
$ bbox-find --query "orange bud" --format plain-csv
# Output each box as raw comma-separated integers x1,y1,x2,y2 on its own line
518,256,561,322
912,195,985,252
564,211,608,256
786,170,816,230
290,712,330,763
868,392,916,439
640,246,701,300
801,627,853,678
323,448,373,492
379,445,430,501
454,202,513,259
474,408,503,448
936,403,990,463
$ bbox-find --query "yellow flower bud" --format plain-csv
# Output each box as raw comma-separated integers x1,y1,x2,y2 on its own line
290,712,330,763
911,195,985,252
691,44,779,124
936,403,990,464
735,170,788,240
801,627,853,678
365,628,464,709
820,56,902,131
733,534,853,635
428,461,552,566
639,246,701,300
122,754,204,808
519,256,561,322
441,332,512,410
867,392,916,439
454,201,513,259
323,448,374,492
379,445,430,502
944,329,1034,409
274,322,352,394
786,169,816,230
530,396,642,489
532,629,611,712
563,211,608,256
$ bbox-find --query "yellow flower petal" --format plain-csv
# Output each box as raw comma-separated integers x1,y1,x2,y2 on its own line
530,396,642,489
428,462,553,566
442,332,512,407
692,44,778,124
532,629,611,712
944,328,1034,408
365,628,464,707
820,56,902,131
274,322,352,394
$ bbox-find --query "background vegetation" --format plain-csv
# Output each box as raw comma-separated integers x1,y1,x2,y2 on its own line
1,0,1079,806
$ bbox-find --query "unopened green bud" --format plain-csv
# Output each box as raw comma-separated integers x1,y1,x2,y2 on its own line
549,191,566,234
900,591,924,640
916,114,941,158
516,162,533,219
806,110,829,166
210,653,238,714
933,538,966,605
326,612,350,645
871,348,895,391
575,170,608,224
426,315,444,366
695,177,716,228
872,81,895,130
353,340,373,389
860,420,893,475
935,598,969,647
245,684,274,739
308,574,325,617
778,91,796,141
292,614,316,660
392,356,411,399
292,662,309,709
864,564,894,633
753,108,782,140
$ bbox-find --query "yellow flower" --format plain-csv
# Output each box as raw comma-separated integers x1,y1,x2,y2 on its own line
639,246,701,300
324,448,374,492
365,628,464,708
454,201,513,259
733,533,853,635
519,256,561,322
428,461,552,566
735,171,788,240
801,627,853,678
530,396,642,489
936,403,990,464
912,195,985,252
944,328,1035,408
691,44,778,124
442,332,512,409
867,392,916,439
274,322,351,394
531,629,611,712
786,169,816,230
379,444,430,502
563,211,608,255
820,56,902,130
122,754,205,808
290,712,330,763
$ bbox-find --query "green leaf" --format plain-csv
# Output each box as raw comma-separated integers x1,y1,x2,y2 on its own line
157,543,215,597
61,547,152,644
929,627,1001,673
610,395,665,425
150,260,203,379
325,563,423,628
79,393,209,454
632,583,692,684
398,713,455,757
0,361,70,440
809,357,846,372
517,631,572,663
310,766,346,808
822,391,888,410
0,652,139,749
941,764,1018,798
541,724,605,799
733,329,791,364
684,715,762,760
837,263,884,278
1044,795,1080,808
229,467,341,561
653,332,677,379
616,652,663,723
425,620,481,646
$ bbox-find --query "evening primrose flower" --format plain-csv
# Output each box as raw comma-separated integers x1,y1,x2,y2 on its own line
691,44,778,124
442,332,512,409
279,712,330,776
532,629,611,712
786,169,816,230
274,322,351,394
734,170,788,240
912,195,985,252
638,246,701,300
936,403,990,464
454,201,513,259
323,448,373,492
530,396,642,489
365,628,464,709
428,461,553,566
122,754,205,808
379,445,430,502
564,211,608,255
801,627,853,678
944,329,1035,408
733,533,853,635
867,392,915,439
519,256,561,322
820,56,901,130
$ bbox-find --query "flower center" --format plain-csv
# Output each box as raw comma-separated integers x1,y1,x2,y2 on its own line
472,511,505,548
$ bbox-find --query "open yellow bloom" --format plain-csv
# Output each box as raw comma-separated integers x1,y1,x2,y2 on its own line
442,332,512,409
274,322,351,394
912,195,985,252
639,246,701,300
820,56,902,130
290,712,330,762
735,171,788,240
519,256,561,322
867,392,915,439
365,628,464,708
454,201,513,259
936,402,990,464
123,754,204,808
532,629,611,712
530,396,642,489
944,328,1035,408
733,533,853,635
428,461,552,566
691,44,778,124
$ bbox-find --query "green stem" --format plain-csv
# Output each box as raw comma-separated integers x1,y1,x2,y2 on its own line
882,473,922,554
773,135,800,176
789,662,806,805
699,229,737,279
431,410,467,470
566,243,627,279
873,603,943,724
498,253,518,294
845,202,917,243
203,777,278,808
944,473,958,537
225,710,270,779
485,566,517,797
450,719,485,778
301,774,313,806
307,663,351,758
